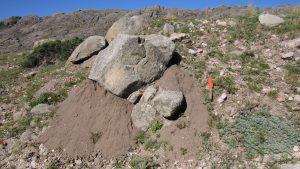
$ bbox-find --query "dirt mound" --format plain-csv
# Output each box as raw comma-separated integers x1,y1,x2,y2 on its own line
154,65,209,159
40,65,209,160
39,80,137,158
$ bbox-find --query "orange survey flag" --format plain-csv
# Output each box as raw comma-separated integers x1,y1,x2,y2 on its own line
0,140,5,145
208,77,214,89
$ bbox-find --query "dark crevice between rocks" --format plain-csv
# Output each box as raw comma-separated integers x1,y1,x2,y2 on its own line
165,96,187,121
167,52,182,68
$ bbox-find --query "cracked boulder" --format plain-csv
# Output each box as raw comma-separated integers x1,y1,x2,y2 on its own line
89,34,175,97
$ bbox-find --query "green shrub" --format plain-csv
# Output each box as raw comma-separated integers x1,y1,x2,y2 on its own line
22,38,82,68
30,91,67,107
135,131,149,144
150,120,163,133
222,111,300,155
129,156,159,169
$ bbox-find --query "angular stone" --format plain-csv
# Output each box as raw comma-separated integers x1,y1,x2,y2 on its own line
152,90,184,118
131,102,156,131
68,36,106,63
30,104,55,115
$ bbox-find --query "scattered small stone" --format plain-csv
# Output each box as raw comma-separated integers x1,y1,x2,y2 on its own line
20,130,34,143
295,87,300,94
39,144,48,156
169,33,187,41
30,104,55,115
281,52,294,59
293,146,299,152
75,159,82,165
13,110,27,121
216,20,227,26
217,93,227,103
294,95,300,102
277,92,288,102
23,71,38,78
163,23,175,36
188,49,196,55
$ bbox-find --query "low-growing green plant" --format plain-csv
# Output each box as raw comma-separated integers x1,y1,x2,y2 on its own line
46,162,60,169
145,139,161,150
112,160,125,169
135,131,149,144
30,91,66,107
180,147,188,155
90,132,102,144
215,76,238,94
176,122,187,129
222,111,300,155
268,90,279,99
285,64,300,87
22,38,82,68
150,120,163,133
129,156,159,169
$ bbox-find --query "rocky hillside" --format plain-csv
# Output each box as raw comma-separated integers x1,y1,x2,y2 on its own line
0,5,300,169
0,5,295,54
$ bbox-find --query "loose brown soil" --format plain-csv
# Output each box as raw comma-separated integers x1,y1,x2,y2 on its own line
154,65,209,159
40,80,137,158
40,65,209,160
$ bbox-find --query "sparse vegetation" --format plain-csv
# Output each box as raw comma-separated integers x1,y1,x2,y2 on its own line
150,120,163,133
176,121,187,129
22,38,82,68
129,156,159,169
90,132,102,144
180,147,188,155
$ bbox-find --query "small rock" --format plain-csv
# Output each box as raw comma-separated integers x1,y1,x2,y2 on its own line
140,85,158,102
216,20,227,26
281,38,300,48
163,23,175,36
281,52,294,59
188,49,196,55
196,49,203,53
293,146,299,152
295,87,300,94
30,104,55,115
31,160,37,168
23,71,38,78
152,90,185,118
294,95,300,102
75,159,82,165
281,163,300,169
169,33,187,41
131,103,156,131
277,92,288,102
217,93,227,103
39,144,48,156
20,130,34,143
13,110,27,121
262,87,276,94
127,90,143,104
292,107,300,111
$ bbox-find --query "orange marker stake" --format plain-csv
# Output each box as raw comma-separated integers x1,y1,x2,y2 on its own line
208,77,214,101
0,140,5,145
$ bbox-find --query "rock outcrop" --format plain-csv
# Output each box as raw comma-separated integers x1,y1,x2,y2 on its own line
259,13,284,27
68,36,106,63
105,15,148,43
89,34,175,97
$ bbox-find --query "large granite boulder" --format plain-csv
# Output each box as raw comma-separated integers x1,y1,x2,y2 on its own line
68,36,106,63
89,34,175,97
259,14,284,27
105,15,148,43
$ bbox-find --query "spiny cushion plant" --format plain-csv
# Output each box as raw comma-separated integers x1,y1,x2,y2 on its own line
222,111,300,155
